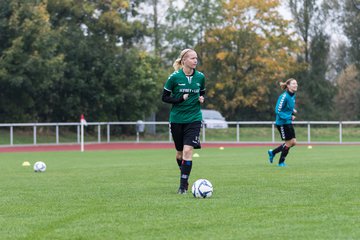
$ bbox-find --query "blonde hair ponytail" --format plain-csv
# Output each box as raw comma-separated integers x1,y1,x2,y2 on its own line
280,78,296,90
173,58,182,71
172,48,194,71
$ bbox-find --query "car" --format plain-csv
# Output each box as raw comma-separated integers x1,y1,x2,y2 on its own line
201,109,228,129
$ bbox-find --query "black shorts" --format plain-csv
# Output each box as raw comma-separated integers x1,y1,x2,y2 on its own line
170,121,202,151
277,124,296,141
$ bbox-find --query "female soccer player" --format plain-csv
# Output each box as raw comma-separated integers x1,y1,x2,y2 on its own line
162,49,205,194
268,78,298,167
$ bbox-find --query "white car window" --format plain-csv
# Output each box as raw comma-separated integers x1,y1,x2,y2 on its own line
201,110,228,129
202,110,224,119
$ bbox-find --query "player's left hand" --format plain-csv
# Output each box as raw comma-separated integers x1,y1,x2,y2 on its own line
199,96,204,103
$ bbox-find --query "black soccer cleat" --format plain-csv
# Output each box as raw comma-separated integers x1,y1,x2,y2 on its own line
177,188,187,194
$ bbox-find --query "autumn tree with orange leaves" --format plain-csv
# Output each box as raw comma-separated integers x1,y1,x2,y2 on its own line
197,0,304,120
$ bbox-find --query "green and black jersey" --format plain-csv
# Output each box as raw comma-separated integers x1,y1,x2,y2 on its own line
162,69,206,123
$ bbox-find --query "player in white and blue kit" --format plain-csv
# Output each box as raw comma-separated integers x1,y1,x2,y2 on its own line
268,78,298,167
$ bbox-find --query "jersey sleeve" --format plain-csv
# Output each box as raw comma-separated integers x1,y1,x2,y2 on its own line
275,93,292,120
163,73,175,92
162,89,184,104
162,72,184,104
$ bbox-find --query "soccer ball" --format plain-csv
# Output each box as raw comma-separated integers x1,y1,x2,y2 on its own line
34,161,46,172
191,179,213,198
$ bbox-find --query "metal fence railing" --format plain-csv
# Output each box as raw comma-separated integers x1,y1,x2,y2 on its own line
0,121,360,146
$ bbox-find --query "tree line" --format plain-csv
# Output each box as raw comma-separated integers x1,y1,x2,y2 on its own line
0,0,359,123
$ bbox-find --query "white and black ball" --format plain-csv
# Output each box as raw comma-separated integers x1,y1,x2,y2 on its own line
192,179,213,198
33,161,46,172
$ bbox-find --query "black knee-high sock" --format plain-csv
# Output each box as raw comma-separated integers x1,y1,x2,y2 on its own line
279,146,290,164
176,158,182,170
273,143,285,155
180,160,192,190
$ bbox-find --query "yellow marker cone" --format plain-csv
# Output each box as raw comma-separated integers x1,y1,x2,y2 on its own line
219,146,224,150
193,153,200,157
22,161,31,166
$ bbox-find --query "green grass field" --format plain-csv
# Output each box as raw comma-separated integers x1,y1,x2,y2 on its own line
1,146,359,239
